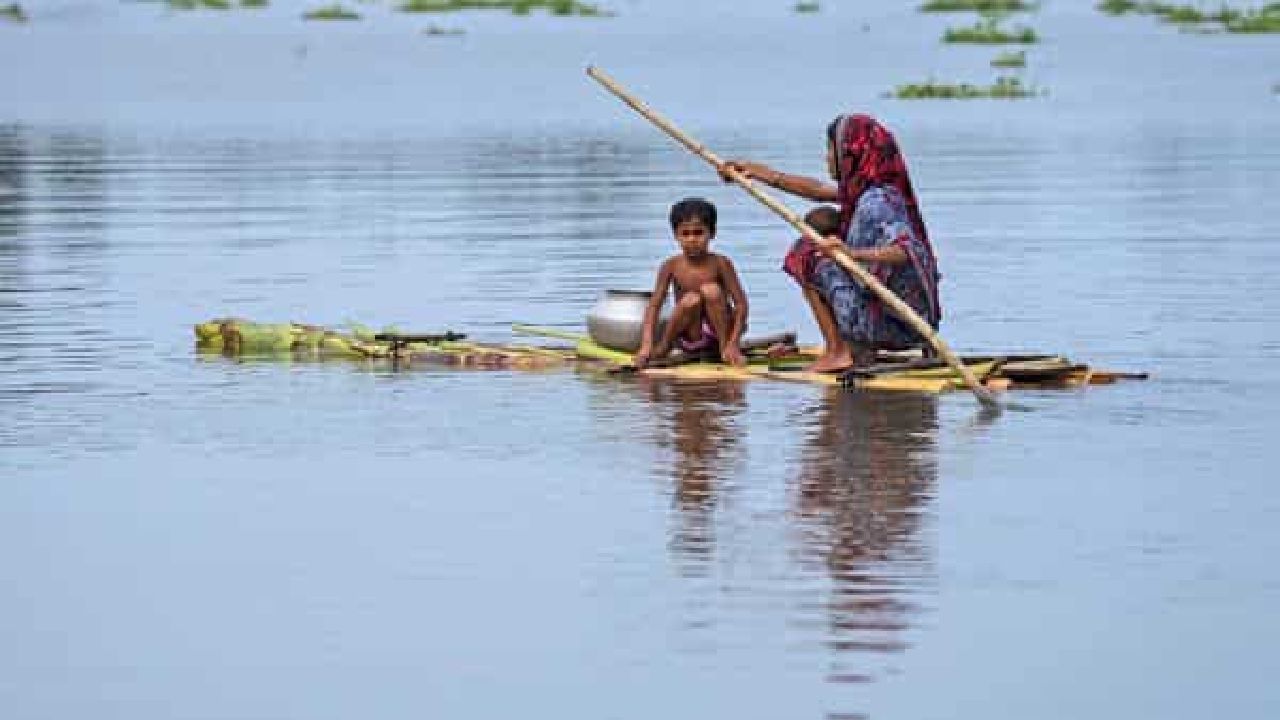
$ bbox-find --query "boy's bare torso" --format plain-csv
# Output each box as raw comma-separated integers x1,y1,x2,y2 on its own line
667,253,731,296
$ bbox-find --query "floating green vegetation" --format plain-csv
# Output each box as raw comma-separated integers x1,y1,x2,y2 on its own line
1100,1,1237,21
893,76,1038,99
422,23,465,34
1097,1,1280,32
920,0,1033,11
399,0,609,16
943,18,1038,42
1225,6,1280,31
1097,0,1138,13
794,0,821,12
303,3,360,19
991,49,1027,67
168,0,232,9
1,2,26,22
165,0,269,9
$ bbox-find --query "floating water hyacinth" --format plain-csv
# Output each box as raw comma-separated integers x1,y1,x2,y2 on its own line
1097,0,1138,13
1097,1,1280,32
399,0,610,16
168,0,232,9
943,17,1039,42
991,49,1027,67
892,76,1038,99
920,0,1034,12
303,3,360,19
1226,5,1280,32
793,1,821,13
1,2,26,21
159,0,267,9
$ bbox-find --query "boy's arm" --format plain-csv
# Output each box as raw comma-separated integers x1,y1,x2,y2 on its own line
637,259,673,358
719,255,749,347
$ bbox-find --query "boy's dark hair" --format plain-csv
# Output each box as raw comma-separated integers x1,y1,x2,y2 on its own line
669,197,717,234
805,205,841,237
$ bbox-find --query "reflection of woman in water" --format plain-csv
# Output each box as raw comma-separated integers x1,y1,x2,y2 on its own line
791,392,939,682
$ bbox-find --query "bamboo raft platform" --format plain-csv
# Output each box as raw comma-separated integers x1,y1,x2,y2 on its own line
194,318,1148,394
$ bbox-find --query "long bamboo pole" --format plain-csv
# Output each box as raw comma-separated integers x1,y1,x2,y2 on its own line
586,66,997,407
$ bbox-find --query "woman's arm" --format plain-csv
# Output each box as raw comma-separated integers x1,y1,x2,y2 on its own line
814,235,909,266
846,244,909,266
723,161,839,202
768,169,841,203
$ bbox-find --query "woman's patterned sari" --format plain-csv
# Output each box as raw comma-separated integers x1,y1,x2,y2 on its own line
782,114,942,348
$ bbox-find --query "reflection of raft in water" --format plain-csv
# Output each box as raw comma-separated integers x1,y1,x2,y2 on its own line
194,318,1147,394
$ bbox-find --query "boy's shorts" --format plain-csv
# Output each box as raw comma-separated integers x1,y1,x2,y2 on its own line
677,320,718,354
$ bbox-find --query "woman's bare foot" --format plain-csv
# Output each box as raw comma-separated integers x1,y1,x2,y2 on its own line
806,348,854,373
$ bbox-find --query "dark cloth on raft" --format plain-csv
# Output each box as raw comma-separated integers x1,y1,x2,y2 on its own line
782,114,942,347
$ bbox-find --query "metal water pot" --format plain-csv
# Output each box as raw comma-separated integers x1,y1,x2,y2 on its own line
586,289,668,352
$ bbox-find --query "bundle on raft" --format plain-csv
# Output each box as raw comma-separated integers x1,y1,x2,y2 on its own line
193,318,573,369
194,318,1148,394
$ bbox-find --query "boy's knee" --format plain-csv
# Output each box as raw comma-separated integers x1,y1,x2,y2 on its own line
677,292,703,310
698,283,724,302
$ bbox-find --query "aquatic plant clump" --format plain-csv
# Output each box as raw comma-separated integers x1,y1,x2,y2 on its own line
943,18,1039,42
1225,5,1280,32
1097,1,1280,32
893,76,1038,99
399,0,610,16
1,2,26,21
168,0,233,9
303,3,360,19
1097,0,1139,13
991,49,1027,66
920,0,1034,12
164,0,268,9
794,1,821,12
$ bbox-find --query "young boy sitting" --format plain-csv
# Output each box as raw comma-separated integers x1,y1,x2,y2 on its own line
634,198,749,369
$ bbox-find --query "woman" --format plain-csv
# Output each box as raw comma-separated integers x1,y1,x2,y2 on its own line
727,114,941,373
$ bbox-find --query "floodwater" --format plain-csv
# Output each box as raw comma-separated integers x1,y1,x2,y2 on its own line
2,2,1279,718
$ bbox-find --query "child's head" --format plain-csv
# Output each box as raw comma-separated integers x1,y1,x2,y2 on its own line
805,205,841,238
669,197,717,258
669,197,717,234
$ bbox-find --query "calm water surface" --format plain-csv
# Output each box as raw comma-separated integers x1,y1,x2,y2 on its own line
2,2,1279,718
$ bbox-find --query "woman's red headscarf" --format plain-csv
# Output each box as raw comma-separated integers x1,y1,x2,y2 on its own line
783,114,941,326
